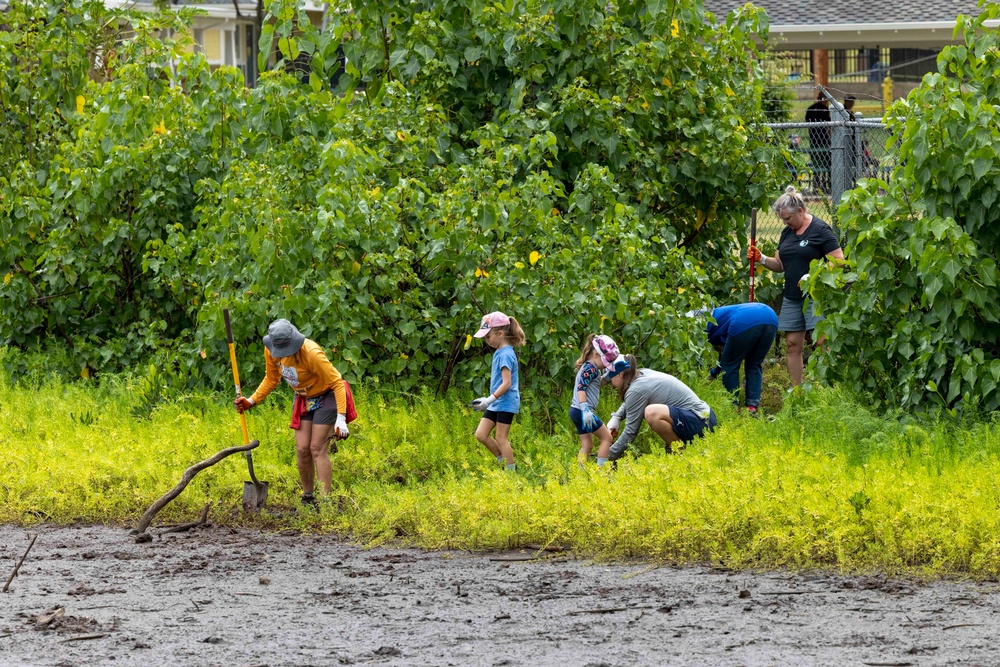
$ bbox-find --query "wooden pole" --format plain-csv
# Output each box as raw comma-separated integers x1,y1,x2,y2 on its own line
813,49,829,88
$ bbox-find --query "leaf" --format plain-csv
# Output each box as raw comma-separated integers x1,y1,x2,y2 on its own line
941,257,962,283
924,275,943,305
413,43,434,61
389,48,409,69
973,157,991,180
463,46,481,63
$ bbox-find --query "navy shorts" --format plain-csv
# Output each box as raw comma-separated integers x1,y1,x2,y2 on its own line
483,409,515,425
569,407,604,435
670,406,717,443
300,390,338,425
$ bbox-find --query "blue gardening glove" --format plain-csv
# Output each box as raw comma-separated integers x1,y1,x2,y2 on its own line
582,405,596,430
708,365,723,382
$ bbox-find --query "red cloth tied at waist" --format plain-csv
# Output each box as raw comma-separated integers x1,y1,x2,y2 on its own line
289,394,307,430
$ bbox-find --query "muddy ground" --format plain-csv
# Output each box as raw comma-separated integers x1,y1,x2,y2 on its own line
1,524,998,667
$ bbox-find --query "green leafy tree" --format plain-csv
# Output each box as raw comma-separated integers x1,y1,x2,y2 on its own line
1,0,787,421
810,8,1000,415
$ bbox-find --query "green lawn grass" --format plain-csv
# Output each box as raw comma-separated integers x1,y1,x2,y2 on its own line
3,350,999,577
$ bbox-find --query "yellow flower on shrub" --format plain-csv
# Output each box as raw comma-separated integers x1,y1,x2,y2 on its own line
529,251,540,266
671,19,680,37
153,120,167,135
396,131,406,142
662,76,671,87
76,95,85,114
464,334,473,350
475,267,489,278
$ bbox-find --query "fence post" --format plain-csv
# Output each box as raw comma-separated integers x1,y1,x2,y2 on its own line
853,111,864,187
821,88,850,210
830,121,847,210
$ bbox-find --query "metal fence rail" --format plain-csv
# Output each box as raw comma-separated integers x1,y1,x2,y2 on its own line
756,115,897,242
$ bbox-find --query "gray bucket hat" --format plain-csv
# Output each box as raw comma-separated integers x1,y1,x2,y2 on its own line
263,319,305,357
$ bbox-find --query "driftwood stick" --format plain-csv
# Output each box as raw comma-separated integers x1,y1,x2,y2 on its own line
3,533,38,593
58,633,108,643
132,441,259,535
567,606,653,616
158,502,212,535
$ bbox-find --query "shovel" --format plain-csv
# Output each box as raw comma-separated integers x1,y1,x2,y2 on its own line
223,308,269,512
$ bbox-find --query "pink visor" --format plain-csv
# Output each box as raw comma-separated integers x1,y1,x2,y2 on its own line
474,311,511,338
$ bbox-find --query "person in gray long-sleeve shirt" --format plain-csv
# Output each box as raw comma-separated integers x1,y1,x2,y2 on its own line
605,354,717,460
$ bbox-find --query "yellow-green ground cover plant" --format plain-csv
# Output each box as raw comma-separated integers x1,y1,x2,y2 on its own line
3,353,1000,578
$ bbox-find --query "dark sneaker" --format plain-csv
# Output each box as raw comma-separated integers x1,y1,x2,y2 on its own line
746,406,760,418
301,493,318,508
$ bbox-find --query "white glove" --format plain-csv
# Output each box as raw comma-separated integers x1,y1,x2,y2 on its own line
334,414,350,439
607,414,622,435
581,405,596,430
471,394,497,412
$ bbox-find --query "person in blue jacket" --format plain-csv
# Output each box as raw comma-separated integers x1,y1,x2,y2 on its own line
707,303,779,417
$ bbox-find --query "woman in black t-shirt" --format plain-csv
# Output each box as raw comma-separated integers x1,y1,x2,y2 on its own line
748,186,844,386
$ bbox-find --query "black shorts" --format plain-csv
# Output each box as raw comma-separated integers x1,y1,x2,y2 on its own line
483,409,515,425
300,390,338,425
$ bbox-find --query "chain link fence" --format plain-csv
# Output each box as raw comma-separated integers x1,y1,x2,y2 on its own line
756,110,898,243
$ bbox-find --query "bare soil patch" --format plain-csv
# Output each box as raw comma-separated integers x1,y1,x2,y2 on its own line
1,524,998,666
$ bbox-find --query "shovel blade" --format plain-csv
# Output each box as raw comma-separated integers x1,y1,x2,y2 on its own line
242,481,269,513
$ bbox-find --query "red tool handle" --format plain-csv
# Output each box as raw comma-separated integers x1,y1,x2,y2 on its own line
749,209,757,303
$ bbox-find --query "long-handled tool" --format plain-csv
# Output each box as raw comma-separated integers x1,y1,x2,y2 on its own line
224,308,269,512
749,208,757,303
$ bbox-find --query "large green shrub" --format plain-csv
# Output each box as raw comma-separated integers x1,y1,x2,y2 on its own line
1,0,787,416
810,8,1000,415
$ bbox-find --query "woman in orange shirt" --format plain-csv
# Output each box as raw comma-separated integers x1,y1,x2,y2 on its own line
235,319,348,507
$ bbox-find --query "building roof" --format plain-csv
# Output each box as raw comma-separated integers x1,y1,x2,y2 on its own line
702,0,989,48
704,0,980,26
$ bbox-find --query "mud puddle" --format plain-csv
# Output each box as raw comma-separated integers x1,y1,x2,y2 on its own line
1,524,998,666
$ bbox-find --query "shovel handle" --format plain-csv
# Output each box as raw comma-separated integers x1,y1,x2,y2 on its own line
223,308,251,446
749,209,757,303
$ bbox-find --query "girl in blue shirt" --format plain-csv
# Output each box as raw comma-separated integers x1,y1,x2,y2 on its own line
470,311,525,471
